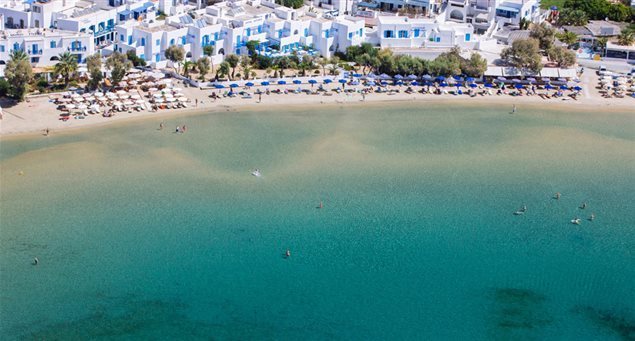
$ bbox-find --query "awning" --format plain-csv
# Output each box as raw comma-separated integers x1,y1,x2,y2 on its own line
497,6,520,13
484,66,503,77
558,68,577,78
540,68,559,78
503,67,522,77
119,10,131,16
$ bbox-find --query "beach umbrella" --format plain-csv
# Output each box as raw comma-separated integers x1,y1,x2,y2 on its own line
497,76,507,81
411,81,419,86
440,82,448,87
293,79,302,84
323,79,333,84
423,75,433,80
394,74,404,79
308,79,317,84
559,85,568,90
338,79,347,84
512,79,521,83
436,76,446,81
573,86,582,91
469,83,478,88
558,78,567,82
214,84,225,89
407,74,418,80
453,75,463,81
261,81,270,86
367,72,377,78
550,5,558,10
484,83,494,88
395,80,403,85
351,80,360,85
465,77,475,83
379,73,391,80
230,83,239,88
514,83,524,89
541,77,551,82
245,82,255,87
545,84,555,90
353,73,363,78
380,81,389,86
277,80,287,85
527,77,536,83
177,97,188,102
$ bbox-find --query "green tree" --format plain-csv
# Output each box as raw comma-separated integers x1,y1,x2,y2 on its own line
126,50,146,67
54,52,78,86
216,61,230,79
501,38,543,73
245,40,260,63
196,57,210,81
461,52,488,77
203,45,215,57
4,50,33,101
182,60,194,78
547,46,577,67
225,54,240,80
164,45,185,73
607,3,631,22
86,53,103,91
276,0,303,9
617,29,634,46
106,52,132,86
317,57,328,76
273,56,294,77
530,22,556,51
557,8,589,26
556,31,578,46
519,17,530,30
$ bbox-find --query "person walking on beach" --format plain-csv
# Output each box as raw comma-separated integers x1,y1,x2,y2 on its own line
44,128,49,136
195,99,198,107
176,126,180,133
258,93,262,103
159,121,164,130
511,105,516,114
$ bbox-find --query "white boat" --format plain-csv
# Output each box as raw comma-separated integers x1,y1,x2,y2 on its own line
513,211,524,216
571,218,581,225
251,169,261,177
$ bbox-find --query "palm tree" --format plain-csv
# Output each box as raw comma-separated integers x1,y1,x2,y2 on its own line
54,52,78,86
182,60,195,78
617,30,635,47
317,57,328,76
9,49,28,62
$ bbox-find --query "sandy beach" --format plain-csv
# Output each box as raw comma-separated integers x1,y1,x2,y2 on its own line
0,71,632,138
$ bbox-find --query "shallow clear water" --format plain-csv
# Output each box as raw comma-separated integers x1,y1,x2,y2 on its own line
1,103,634,339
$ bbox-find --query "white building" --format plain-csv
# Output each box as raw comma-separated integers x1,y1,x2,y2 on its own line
443,0,542,33
0,28,94,76
377,15,476,49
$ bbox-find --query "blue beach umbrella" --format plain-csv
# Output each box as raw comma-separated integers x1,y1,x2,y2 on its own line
440,82,448,87
453,75,463,81
497,76,507,81
261,81,270,86
338,79,347,84
559,85,568,90
380,81,389,86
395,80,403,85
323,79,333,84
436,76,446,82
484,83,494,88
422,75,433,80
214,84,225,89
278,80,287,85
379,73,391,80
308,79,317,84
407,74,418,80
353,73,363,78
573,86,582,91
545,84,554,90
351,80,360,85
550,5,558,10
514,83,524,89
411,81,419,86
229,83,239,88
512,79,521,83
293,79,302,84
466,77,475,82
469,83,478,88
394,74,404,79
245,82,255,87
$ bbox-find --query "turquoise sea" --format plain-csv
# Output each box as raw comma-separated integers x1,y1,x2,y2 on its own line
1,103,634,339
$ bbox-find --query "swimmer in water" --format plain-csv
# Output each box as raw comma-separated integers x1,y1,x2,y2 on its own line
554,192,561,200
33,257,38,265
285,250,291,258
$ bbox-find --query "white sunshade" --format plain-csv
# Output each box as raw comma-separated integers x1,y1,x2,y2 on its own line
177,97,188,102
558,68,577,78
